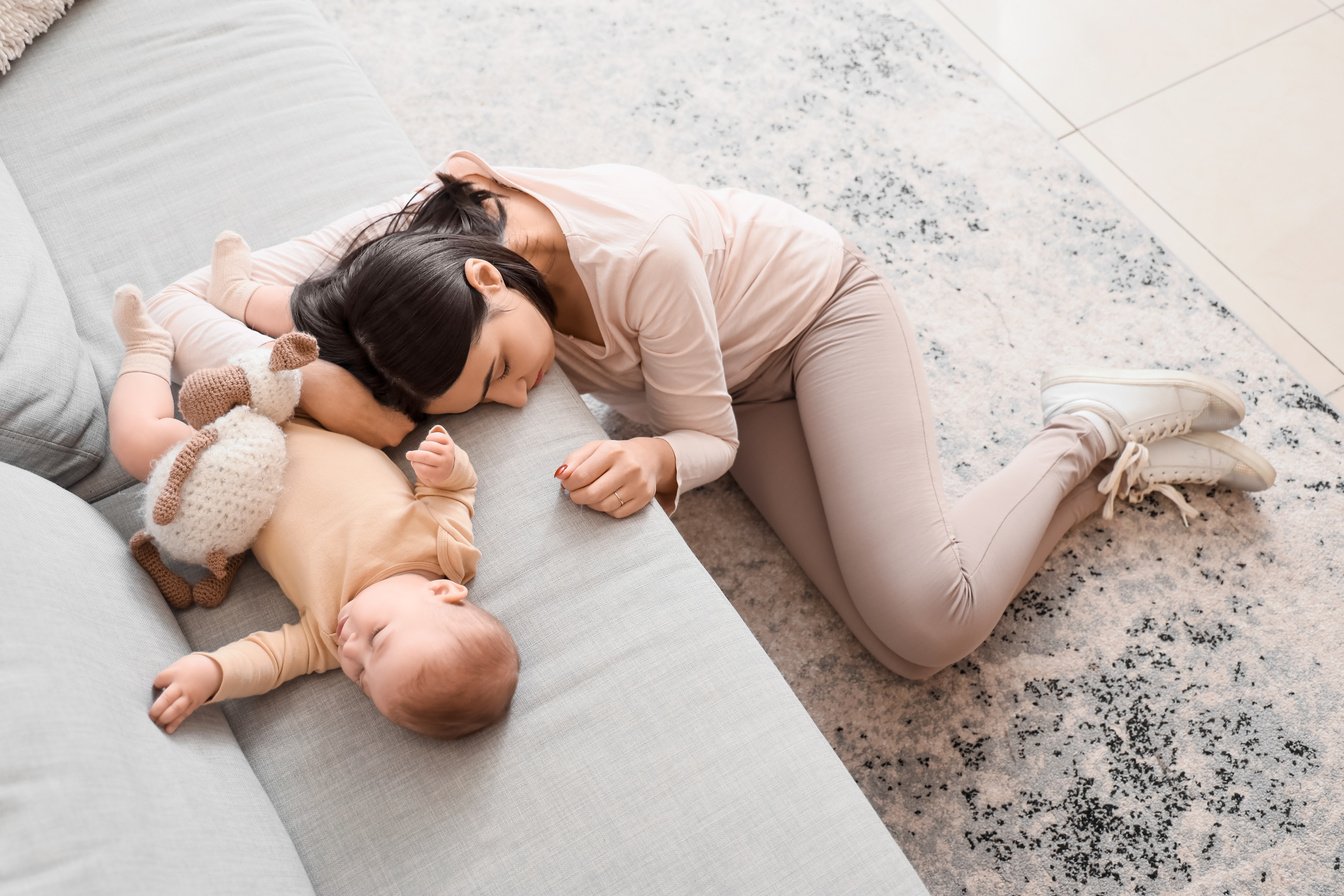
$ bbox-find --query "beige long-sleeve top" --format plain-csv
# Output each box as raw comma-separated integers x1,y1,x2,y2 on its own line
204,418,480,702
146,151,844,501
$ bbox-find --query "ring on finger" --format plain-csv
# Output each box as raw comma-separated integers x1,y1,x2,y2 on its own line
613,489,626,507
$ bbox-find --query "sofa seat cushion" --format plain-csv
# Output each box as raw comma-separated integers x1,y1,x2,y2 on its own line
95,386,927,896
0,160,106,488
0,462,314,894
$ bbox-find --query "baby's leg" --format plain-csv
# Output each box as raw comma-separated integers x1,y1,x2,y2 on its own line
208,231,295,336
109,286,195,481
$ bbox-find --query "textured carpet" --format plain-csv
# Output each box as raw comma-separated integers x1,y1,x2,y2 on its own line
311,2,1344,893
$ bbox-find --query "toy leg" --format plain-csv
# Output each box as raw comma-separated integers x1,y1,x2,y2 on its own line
130,531,194,610
151,428,220,525
192,551,246,609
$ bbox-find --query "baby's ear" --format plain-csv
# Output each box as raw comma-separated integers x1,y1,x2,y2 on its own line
429,580,467,605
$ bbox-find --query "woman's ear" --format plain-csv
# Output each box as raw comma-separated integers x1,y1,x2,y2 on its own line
463,258,504,295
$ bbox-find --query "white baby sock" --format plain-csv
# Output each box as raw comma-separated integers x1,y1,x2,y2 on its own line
206,230,260,321
113,285,174,382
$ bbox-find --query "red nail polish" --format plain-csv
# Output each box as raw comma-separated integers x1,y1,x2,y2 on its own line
554,464,568,478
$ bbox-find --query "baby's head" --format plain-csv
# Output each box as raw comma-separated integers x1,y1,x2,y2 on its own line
335,573,518,739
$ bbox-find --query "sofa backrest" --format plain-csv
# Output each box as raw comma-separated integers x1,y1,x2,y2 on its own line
0,0,426,502
0,160,107,488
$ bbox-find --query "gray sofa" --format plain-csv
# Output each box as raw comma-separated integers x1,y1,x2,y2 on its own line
0,1,928,892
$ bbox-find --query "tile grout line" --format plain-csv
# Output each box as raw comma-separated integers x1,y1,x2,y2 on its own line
1068,131,1344,384
1328,386,1344,417
1075,8,1340,132
928,0,1081,139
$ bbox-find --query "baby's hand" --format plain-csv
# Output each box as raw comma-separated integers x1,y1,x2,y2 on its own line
150,654,223,734
407,424,458,488
205,230,260,321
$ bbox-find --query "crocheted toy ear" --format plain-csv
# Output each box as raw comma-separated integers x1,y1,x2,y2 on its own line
269,332,319,372
179,365,251,429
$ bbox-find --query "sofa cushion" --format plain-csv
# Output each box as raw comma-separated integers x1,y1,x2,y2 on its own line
0,461,314,895
0,160,106,488
95,383,926,896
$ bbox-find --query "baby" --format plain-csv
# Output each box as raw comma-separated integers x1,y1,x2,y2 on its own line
109,282,517,741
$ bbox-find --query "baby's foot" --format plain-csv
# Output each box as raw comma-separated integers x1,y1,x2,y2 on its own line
206,230,260,321
113,284,174,359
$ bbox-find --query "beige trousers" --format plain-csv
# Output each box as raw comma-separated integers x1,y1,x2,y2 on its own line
729,244,1108,679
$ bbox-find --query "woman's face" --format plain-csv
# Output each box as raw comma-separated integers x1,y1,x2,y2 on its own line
423,260,556,414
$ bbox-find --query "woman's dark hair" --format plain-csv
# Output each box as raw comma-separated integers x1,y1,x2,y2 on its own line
291,230,555,419
352,173,509,248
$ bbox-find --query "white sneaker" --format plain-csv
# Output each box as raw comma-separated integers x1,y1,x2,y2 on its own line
1041,367,1246,451
1098,431,1276,526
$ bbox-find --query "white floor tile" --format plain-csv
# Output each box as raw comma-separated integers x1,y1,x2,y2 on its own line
936,0,1327,127
1061,134,1344,397
910,0,1074,137
1080,14,1344,392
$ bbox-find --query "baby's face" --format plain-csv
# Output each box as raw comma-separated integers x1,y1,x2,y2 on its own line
335,573,469,713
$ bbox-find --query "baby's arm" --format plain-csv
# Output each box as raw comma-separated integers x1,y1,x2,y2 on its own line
149,617,334,732
149,654,222,734
409,426,481,582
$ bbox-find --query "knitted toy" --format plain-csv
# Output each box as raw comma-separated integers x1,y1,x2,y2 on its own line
130,331,319,609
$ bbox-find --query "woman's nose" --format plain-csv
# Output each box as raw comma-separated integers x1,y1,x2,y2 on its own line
500,377,528,408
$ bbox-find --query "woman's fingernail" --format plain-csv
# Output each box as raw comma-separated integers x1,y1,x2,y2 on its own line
430,424,446,434
554,464,568,478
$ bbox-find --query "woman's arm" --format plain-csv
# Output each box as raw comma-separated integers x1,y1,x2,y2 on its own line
299,361,416,447
557,222,739,516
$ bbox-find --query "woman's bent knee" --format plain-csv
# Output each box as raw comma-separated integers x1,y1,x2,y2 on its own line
853,575,985,671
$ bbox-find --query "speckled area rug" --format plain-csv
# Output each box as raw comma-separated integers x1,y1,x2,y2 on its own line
312,2,1343,892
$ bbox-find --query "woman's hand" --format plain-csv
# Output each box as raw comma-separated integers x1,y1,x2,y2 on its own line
555,437,676,518
299,360,415,447
150,654,223,734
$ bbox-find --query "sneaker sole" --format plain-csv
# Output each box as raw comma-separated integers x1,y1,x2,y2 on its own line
1179,431,1277,491
1041,367,1246,430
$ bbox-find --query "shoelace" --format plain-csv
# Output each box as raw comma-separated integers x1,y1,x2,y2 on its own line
1097,440,1220,527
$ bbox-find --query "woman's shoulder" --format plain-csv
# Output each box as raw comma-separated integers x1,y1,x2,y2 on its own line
439,152,688,243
